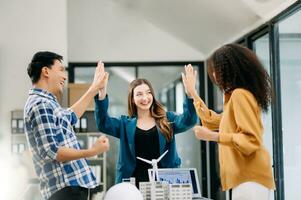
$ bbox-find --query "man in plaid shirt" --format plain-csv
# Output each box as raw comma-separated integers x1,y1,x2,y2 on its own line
24,51,110,200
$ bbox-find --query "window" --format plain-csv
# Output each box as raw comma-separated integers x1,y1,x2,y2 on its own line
279,9,301,199
253,34,274,200
253,33,273,162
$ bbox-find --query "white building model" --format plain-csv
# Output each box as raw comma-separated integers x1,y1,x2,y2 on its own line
139,181,192,200
168,183,192,200
136,150,193,200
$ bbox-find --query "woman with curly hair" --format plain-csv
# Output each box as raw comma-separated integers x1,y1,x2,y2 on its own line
182,44,275,200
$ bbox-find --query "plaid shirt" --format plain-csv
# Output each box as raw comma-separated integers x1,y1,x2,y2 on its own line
24,88,97,200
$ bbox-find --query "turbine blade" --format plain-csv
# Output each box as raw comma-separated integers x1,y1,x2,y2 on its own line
137,157,152,164
157,150,169,162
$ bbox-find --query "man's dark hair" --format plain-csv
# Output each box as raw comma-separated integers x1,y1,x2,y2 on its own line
27,51,63,84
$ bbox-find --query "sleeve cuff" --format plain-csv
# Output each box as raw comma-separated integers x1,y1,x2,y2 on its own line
94,94,108,104
41,144,59,161
194,99,205,108
48,146,59,160
194,100,206,115
69,109,78,126
186,95,194,103
218,133,232,144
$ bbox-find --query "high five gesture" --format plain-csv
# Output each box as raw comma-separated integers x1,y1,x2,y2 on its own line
182,64,198,99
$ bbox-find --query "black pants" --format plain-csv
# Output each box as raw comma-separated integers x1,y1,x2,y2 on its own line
48,186,89,200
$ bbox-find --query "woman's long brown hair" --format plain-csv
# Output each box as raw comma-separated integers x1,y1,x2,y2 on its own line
128,79,173,142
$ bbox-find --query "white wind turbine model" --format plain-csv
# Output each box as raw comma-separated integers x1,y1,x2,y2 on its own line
136,150,169,182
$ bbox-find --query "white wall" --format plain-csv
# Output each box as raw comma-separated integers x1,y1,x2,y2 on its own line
0,0,68,149
67,0,204,62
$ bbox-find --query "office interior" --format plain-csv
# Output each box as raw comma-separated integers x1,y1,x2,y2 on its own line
0,0,301,199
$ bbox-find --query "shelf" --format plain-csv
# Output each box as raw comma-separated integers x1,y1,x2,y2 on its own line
76,132,102,136
11,134,27,143
88,157,104,161
11,134,26,137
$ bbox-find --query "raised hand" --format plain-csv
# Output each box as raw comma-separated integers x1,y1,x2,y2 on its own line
182,64,197,98
91,135,110,155
91,61,109,92
70,61,109,118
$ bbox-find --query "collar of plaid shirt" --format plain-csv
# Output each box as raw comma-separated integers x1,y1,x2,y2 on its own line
29,88,57,101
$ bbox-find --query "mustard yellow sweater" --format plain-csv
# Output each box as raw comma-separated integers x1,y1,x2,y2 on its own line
194,88,275,191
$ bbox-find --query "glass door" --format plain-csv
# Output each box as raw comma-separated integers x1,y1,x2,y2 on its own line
278,9,301,199
253,33,274,200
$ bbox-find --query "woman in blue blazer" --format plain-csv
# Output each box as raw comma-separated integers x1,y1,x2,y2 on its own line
94,75,197,186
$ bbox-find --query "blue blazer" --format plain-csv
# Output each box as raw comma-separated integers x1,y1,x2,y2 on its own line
94,95,197,183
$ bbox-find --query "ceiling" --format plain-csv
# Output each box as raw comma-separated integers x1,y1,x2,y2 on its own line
106,0,297,57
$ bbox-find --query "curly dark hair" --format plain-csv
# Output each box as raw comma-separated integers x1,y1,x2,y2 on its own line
206,43,272,112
